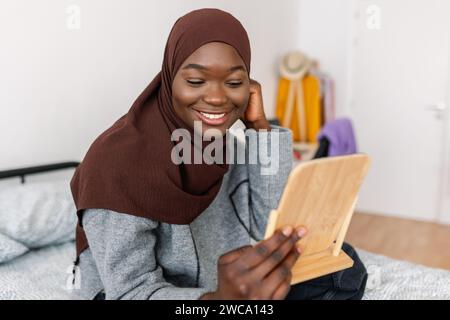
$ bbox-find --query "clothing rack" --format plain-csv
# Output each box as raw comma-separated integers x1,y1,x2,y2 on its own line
276,51,335,144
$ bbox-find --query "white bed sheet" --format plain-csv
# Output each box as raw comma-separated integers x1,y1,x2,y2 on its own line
0,241,77,300
0,241,449,300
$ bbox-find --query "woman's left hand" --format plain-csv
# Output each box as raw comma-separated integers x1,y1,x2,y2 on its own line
242,79,271,131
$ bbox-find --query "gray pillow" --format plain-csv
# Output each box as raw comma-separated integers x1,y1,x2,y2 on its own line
0,180,77,263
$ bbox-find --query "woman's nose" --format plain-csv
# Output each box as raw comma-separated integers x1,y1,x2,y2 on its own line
203,84,228,106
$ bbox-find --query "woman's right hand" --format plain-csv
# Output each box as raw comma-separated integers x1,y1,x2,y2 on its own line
200,225,307,300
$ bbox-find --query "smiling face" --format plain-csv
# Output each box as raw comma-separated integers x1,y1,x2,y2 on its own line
171,42,250,137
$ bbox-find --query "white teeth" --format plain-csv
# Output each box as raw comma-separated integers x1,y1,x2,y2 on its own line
200,112,226,119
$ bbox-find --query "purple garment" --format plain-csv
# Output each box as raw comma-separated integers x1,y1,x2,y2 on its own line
317,118,357,156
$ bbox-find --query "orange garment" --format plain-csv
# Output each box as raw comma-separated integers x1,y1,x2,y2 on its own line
303,75,321,142
275,75,321,142
276,77,301,140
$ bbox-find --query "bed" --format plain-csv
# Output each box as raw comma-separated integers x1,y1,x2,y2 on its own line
1,163,450,300
1,240,450,300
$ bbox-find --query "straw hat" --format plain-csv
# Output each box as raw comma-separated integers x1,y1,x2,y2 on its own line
279,51,312,80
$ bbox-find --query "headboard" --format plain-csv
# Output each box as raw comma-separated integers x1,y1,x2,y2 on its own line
0,162,80,184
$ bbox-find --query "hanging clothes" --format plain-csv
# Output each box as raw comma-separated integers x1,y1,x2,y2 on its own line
303,74,321,143
275,74,322,142
324,77,335,124
309,68,325,127
276,77,302,141
310,69,336,124
317,118,357,156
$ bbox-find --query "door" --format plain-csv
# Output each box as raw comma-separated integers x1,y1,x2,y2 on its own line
350,0,450,223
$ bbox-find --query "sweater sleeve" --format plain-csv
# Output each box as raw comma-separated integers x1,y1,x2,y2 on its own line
82,208,210,300
246,125,293,241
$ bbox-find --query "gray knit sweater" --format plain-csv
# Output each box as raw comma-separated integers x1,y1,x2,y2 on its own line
75,125,293,300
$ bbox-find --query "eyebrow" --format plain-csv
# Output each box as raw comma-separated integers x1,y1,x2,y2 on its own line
182,63,246,73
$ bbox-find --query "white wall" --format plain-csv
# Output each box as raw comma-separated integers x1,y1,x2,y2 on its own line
298,0,450,223
298,0,355,117
0,0,301,170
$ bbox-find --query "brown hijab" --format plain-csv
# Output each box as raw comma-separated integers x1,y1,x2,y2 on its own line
70,8,252,256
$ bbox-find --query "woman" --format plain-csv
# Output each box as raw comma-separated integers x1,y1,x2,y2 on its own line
71,8,367,300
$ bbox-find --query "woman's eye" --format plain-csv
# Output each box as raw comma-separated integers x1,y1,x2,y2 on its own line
186,80,204,86
186,80,242,87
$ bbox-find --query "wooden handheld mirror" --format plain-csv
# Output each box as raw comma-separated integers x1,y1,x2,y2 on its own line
263,153,371,284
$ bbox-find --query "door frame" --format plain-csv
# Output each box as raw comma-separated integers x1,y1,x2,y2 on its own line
437,33,450,225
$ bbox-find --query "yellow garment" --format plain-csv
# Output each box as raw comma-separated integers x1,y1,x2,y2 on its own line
276,77,299,140
275,75,321,142
303,75,321,142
